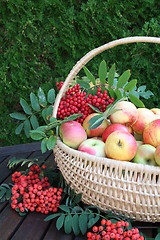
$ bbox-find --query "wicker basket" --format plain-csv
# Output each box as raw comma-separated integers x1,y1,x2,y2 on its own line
53,37,160,222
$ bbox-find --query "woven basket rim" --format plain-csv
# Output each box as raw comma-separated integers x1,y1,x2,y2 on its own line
56,137,160,175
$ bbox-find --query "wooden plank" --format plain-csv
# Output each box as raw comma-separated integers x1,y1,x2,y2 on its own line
43,219,74,240
10,212,51,240
0,155,9,164
0,152,32,184
0,142,41,156
0,204,25,240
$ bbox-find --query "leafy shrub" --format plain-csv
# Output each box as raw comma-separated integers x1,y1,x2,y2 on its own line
0,0,160,146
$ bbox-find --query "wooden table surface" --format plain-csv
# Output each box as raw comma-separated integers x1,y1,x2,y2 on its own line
0,143,159,240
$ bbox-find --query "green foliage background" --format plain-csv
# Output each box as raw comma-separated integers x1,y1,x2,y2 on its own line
0,0,160,146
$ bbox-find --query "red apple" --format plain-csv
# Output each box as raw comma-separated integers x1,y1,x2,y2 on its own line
109,101,138,125
59,121,87,149
105,130,137,161
102,123,130,143
132,108,155,134
78,138,106,157
143,119,160,147
155,144,160,166
83,113,109,138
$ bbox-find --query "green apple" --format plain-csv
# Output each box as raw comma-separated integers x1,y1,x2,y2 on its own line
132,144,157,166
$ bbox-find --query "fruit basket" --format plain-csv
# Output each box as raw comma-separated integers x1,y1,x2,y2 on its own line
53,37,160,222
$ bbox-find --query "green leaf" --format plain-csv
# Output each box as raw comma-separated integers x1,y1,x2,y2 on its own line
59,205,70,213
30,92,40,112
62,114,83,122
41,138,47,153
0,189,6,199
47,135,57,150
56,214,65,230
87,215,100,228
117,70,131,88
44,213,62,222
128,94,145,107
88,104,102,113
30,130,46,140
79,212,88,235
46,106,53,120
76,79,90,89
47,89,55,104
10,113,26,120
20,98,32,115
38,87,47,107
71,206,83,213
42,108,48,123
15,123,23,135
6,189,11,200
108,64,115,86
88,114,105,130
24,119,31,138
140,90,154,99
108,87,115,98
138,85,146,92
49,117,57,124
74,193,82,203
83,66,95,85
1,183,10,188
72,214,80,236
115,89,122,99
124,79,137,92
64,214,72,234
155,233,160,240
98,60,107,85
30,115,39,130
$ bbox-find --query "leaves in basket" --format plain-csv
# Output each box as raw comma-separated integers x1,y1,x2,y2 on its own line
76,78,90,89
108,63,115,87
98,60,107,85
117,69,131,88
124,79,137,92
128,93,145,107
83,66,95,85
88,114,105,130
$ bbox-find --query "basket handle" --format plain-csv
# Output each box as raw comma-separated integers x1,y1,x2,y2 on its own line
53,36,160,118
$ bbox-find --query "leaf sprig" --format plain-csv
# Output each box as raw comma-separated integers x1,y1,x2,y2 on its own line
0,183,13,203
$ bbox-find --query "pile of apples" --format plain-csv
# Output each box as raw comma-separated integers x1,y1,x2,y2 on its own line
59,100,160,167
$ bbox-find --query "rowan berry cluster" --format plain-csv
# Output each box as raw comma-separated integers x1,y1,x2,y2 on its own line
11,165,62,214
87,219,144,240
56,82,114,124
56,81,64,91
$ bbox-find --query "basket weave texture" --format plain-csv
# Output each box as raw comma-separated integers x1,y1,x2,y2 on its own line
53,37,160,222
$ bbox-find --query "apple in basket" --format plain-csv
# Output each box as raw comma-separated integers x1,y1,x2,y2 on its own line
132,108,155,135
59,121,87,149
104,130,137,161
143,119,160,147
109,100,138,125
132,144,157,166
102,123,130,143
83,113,109,137
78,138,106,157
151,108,160,115
155,144,160,166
